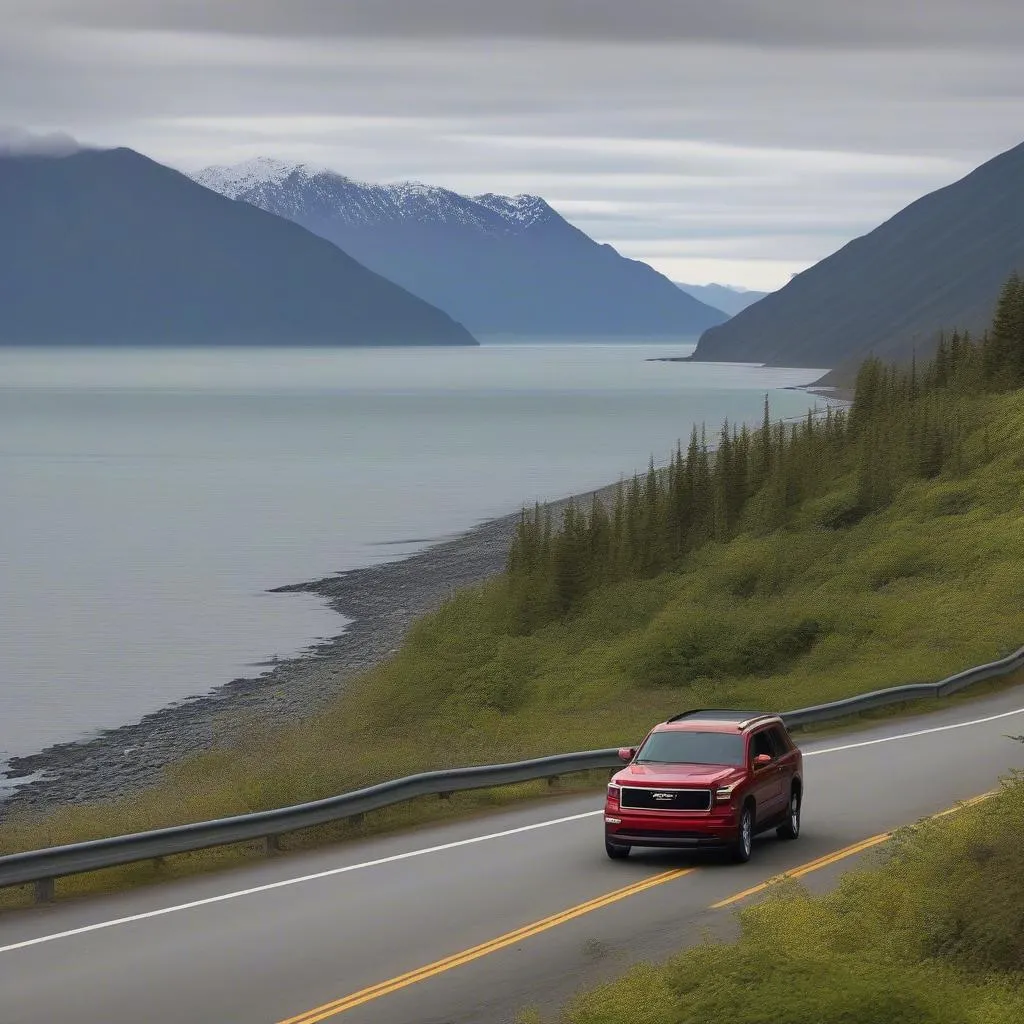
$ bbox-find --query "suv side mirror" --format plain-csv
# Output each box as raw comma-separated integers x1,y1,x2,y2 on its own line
754,753,772,767
618,747,636,762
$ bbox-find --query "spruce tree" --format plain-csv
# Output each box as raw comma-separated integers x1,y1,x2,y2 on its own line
1012,274,1024,384
985,273,1022,386
933,334,949,389
692,427,713,547
735,423,752,524
587,493,611,586
712,422,733,540
553,501,587,612
756,395,773,488
610,480,627,578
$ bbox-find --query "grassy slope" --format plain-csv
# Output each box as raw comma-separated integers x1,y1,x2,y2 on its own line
2,392,1024,904
533,770,1024,1024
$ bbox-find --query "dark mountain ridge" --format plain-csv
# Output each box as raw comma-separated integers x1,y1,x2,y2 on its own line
688,140,1024,374
0,147,476,346
674,282,769,317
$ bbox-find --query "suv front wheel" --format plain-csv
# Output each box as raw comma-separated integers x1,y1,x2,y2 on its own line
777,787,801,840
731,803,754,863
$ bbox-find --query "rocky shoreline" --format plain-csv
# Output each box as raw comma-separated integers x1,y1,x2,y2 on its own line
0,482,621,822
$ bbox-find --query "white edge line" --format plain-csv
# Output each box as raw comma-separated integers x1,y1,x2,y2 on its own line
0,809,603,955
803,705,1024,756
3,704,1023,955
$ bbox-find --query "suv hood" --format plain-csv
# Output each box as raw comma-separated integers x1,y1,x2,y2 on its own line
613,763,742,787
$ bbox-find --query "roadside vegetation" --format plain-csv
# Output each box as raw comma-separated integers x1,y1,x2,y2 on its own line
523,763,1024,1024
1,274,1023,905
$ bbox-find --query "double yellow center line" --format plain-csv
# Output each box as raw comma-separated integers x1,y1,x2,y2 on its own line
712,790,995,909
278,790,997,1023
279,867,694,1023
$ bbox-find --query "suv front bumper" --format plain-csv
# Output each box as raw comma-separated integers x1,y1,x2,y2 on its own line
605,806,740,849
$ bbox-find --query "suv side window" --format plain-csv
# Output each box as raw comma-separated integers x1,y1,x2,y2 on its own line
767,726,790,757
750,729,774,762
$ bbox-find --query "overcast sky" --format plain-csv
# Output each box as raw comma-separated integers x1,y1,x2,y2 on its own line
3,1,1023,290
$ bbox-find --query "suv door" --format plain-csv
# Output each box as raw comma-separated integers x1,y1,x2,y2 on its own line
768,724,799,803
748,728,785,824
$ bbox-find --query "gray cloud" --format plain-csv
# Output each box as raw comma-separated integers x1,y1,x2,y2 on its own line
3,1,1023,288
0,126,81,156
9,0,1024,48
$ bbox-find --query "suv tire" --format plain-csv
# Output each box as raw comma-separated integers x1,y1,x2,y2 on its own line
605,839,630,860
732,803,754,863
777,787,801,840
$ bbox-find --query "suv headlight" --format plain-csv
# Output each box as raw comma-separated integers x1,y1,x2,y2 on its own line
607,783,620,801
714,784,738,803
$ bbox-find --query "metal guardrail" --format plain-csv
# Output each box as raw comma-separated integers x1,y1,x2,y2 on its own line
2,644,1022,902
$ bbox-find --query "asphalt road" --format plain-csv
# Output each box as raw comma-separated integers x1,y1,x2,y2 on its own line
2,689,1023,1024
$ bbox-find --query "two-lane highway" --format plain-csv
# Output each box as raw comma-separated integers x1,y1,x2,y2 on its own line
2,689,1023,1024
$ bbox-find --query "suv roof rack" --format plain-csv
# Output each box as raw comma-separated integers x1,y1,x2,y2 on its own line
665,708,768,724
664,709,783,731
736,713,783,730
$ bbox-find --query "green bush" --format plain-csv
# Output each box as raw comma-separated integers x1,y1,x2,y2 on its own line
633,603,825,687
809,489,871,530
926,482,979,517
862,538,939,590
734,617,823,673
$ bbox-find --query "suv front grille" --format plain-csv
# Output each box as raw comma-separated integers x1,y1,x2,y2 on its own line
619,786,712,812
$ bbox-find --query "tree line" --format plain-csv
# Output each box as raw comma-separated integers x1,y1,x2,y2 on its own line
505,273,1024,631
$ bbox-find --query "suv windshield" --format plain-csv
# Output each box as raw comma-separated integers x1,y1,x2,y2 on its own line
635,730,745,766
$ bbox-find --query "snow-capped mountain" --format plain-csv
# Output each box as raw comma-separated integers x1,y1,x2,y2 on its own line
194,156,299,197
195,160,554,233
192,160,727,339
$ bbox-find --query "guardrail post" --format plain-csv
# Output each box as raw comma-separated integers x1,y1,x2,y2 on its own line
547,775,560,787
263,834,281,857
34,878,55,904
439,792,452,800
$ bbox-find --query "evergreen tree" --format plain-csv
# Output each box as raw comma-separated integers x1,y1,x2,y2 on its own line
933,334,949,389
666,442,688,559
610,480,627,577
640,457,666,574
625,473,643,573
985,272,1023,386
552,501,587,612
755,395,773,488
1011,275,1024,383
734,423,752,523
713,421,734,540
587,492,611,586
691,427,713,547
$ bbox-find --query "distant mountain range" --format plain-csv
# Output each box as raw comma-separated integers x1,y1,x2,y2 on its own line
674,283,769,317
0,147,476,347
689,140,1024,374
193,159,727,339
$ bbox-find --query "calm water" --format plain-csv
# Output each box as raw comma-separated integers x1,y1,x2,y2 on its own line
0,344,826,768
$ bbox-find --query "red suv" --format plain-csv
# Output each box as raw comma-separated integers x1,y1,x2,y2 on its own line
604,709,802,862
